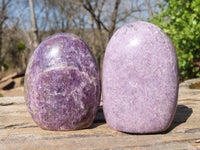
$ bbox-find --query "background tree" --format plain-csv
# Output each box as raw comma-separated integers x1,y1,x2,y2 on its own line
0,0,161,77
0,0,12,71
82,0,121,68
150,0,200,81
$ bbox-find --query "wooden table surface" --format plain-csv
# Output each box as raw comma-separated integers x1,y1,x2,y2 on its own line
0,80,200,150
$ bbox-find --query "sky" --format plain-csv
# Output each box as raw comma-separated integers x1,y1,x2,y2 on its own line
4,0,163,31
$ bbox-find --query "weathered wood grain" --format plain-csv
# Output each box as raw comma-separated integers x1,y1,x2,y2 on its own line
0,80,200,150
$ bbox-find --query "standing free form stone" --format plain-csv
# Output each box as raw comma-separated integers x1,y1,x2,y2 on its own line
102,21,179,133
24,33,101,131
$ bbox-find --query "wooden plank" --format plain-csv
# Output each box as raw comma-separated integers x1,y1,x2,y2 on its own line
0,87,200,149
0,72,17,83
0,79,13,89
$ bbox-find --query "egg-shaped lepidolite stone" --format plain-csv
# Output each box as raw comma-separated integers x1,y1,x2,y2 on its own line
102,21,179,133
24,33,101,131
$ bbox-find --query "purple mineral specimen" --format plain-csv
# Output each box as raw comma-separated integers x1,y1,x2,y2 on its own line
24,33,101,131
102,21,179,133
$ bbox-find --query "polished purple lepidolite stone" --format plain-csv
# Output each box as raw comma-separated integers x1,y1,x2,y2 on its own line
103,21,179,133
24,33,101,131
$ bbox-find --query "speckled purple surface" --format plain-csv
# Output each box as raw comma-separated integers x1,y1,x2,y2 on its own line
102,21,179,133
24,33,101,131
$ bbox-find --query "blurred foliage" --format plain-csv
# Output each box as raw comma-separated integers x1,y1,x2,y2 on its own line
2,29,27,71
3,63,9,71
150,0,200,81
16,42,26,52
0,94,4,97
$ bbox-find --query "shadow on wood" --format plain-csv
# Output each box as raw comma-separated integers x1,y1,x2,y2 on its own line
166,104,193,132
3,81,15,90
90,106,106,129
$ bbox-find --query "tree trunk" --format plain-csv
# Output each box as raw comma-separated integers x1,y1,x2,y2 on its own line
29,0,39,50
0,28,2,71
0,0,7,71
109,0,121,39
